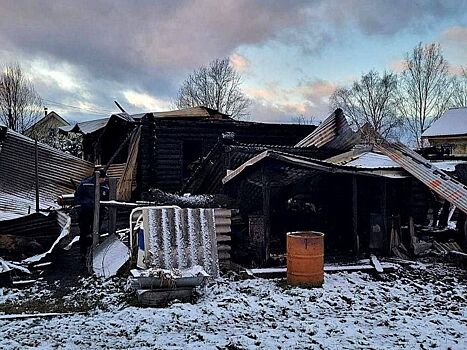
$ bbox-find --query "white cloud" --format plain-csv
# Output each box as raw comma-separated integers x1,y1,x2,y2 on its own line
123,90,172,112
230,53,250,72
29,59,82,93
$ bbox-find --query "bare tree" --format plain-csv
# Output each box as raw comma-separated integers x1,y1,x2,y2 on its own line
290,114,317,125
452,67,467,107
397,43,454,146
175,58,250,119
0,63,42,133
330,70,402,140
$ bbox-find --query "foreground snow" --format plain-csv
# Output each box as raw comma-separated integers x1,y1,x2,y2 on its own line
1,262,466,349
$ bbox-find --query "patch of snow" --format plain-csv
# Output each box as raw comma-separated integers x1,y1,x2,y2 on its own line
345,152,400,169
0,263,465,349
431,160,467,172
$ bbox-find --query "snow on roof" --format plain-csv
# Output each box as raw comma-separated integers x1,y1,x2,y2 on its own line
422,107,467,138
343,152,401,169
430,160,467,172
62,118,110,134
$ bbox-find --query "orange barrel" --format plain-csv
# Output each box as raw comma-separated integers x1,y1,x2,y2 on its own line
287,231,324,287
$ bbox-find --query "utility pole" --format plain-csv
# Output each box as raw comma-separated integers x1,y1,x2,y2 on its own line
35,139,40,213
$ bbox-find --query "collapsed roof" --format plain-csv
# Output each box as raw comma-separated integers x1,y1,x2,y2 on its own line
182,140,336,194
295,108,359,151
60,106,232,136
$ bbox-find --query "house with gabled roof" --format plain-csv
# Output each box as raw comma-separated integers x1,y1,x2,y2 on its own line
24,111,70,140
421,107,467,157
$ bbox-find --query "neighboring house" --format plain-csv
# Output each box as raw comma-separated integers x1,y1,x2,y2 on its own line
24,111,70,140
421,107,467,156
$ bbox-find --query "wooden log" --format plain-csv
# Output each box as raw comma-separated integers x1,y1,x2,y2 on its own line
216,226,231,234
0,312,85,320
216,234,232,242
248,262,398,279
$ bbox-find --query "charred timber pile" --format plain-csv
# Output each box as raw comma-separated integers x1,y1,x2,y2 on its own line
142,188,236,209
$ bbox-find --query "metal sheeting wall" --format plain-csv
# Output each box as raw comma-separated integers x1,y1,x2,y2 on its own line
0,128,94,220
376,142,467,214
139,207,222,277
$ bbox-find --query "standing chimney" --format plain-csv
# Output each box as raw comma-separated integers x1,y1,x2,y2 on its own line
44,107,48,117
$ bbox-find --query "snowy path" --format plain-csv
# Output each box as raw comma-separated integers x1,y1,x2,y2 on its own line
1,263,466,349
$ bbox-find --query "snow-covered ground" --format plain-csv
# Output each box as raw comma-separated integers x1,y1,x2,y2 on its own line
0,261,466,349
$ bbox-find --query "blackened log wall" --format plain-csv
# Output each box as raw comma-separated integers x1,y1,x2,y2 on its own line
139,116,316,193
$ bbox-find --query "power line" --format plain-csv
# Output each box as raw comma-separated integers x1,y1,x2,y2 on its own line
43,98,116,115
44,99,115,113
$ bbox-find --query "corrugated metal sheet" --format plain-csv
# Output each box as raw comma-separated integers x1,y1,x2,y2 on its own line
375,142,467,214
295,109,359,151
139,207,220,277
0,128,94,220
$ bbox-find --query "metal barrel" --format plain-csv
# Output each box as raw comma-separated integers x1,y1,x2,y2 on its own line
287,231,324,287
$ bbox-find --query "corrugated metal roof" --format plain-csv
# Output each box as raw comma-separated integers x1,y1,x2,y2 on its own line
61,118,110,135
0,127,94,220
295,109,359,150
222,150,407,185
421,107,467,138
375,142,467,214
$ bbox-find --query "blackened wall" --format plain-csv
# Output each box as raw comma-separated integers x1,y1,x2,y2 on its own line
139,116,316,193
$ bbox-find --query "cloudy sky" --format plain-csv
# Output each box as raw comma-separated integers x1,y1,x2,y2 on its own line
0,0,466,123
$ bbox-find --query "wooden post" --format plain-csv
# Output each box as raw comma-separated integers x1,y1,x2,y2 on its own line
262,170,271,266
92,171,101,248
34,139,40,213
382,178,388,251
409,216,416,251
352,176,359,256
108,177,118,236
